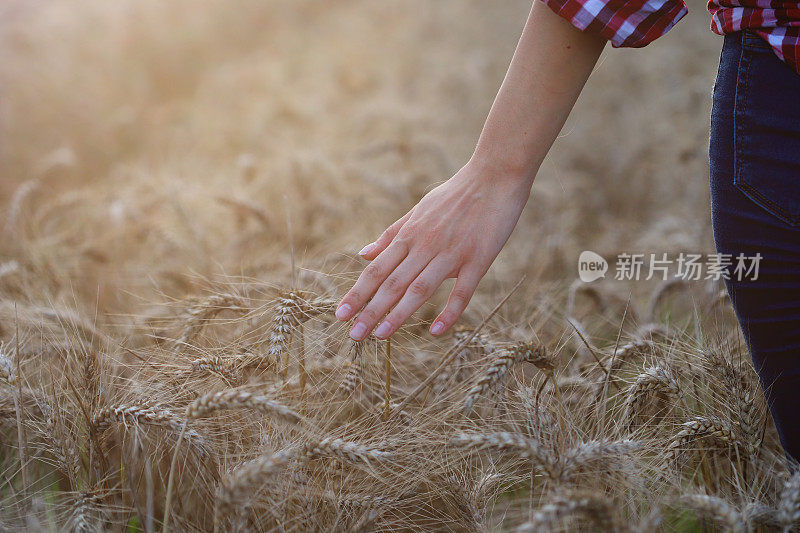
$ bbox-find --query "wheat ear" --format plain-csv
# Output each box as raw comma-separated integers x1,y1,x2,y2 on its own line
667,416,738,467
215,449,297,531
68,490,103,533
0,345,16,385
434,328,493,393
680,494,746,533
188,356,240,386
450,432,558,478
778,470,800,532
736,389,765,457
338,341,366,396
268,290,336,374
515,491,616,532
391,277,524,417
560,439,643,480
304,436,395,466
464,341,550,414
176,293,245,349
94,402,181,432
187,389,301,424
622,365,683,428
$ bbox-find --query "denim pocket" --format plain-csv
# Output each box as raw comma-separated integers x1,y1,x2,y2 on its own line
733,32,800,226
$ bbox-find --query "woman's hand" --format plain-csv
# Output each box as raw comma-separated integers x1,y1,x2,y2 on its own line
335,161,533,341
334,1,606,341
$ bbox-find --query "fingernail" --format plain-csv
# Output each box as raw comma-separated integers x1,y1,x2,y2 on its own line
358,242,376,256
374,321,392,339
350,322,368,341
335,304,352,321
430,321,445,335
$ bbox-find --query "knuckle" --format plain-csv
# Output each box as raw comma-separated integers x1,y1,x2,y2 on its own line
363,263,384,282
345,290,362,304
450,287,472,304
419,228,440,249
409,279,431,297
401,220,418,235
379,227,396,243
438,250,459,263
382,275,404,295
389,217,406,233
393,234,412,250
397,224,418,242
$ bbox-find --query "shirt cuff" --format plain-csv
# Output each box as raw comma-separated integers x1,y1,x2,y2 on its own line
539,0,688,48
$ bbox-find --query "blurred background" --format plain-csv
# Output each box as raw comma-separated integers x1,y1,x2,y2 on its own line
0,0,720,331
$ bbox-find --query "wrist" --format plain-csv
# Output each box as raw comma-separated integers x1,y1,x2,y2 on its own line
466,147,538,189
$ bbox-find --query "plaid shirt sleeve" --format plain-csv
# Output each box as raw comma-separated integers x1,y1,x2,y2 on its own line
539,0,688,48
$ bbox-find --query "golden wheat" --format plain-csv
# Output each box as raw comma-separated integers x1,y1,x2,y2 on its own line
0,2,792,531
187,389,302,424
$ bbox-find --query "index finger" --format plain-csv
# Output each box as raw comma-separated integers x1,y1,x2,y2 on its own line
335,241,409,321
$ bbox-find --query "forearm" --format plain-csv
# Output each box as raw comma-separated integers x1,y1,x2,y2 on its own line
471,1,606,182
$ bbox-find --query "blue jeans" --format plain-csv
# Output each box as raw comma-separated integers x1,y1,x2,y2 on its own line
710,29,800,460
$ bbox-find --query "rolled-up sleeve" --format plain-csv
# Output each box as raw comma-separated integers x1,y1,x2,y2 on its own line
539,0,688,47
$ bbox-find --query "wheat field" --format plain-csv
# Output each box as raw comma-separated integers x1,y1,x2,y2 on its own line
1,1,797,532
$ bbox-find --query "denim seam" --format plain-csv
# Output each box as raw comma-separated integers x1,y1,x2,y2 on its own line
732,32,746,199
742,29,771,51
732,36,800,226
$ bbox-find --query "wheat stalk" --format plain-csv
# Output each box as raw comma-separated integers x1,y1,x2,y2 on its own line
383,338,391,419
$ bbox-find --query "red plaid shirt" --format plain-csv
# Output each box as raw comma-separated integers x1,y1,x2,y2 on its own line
540,0,800,75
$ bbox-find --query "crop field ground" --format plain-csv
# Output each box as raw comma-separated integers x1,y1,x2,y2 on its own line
1,1,797,532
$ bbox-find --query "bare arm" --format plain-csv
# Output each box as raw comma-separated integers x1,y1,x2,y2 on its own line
336,2,606,341
472,1,606,181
